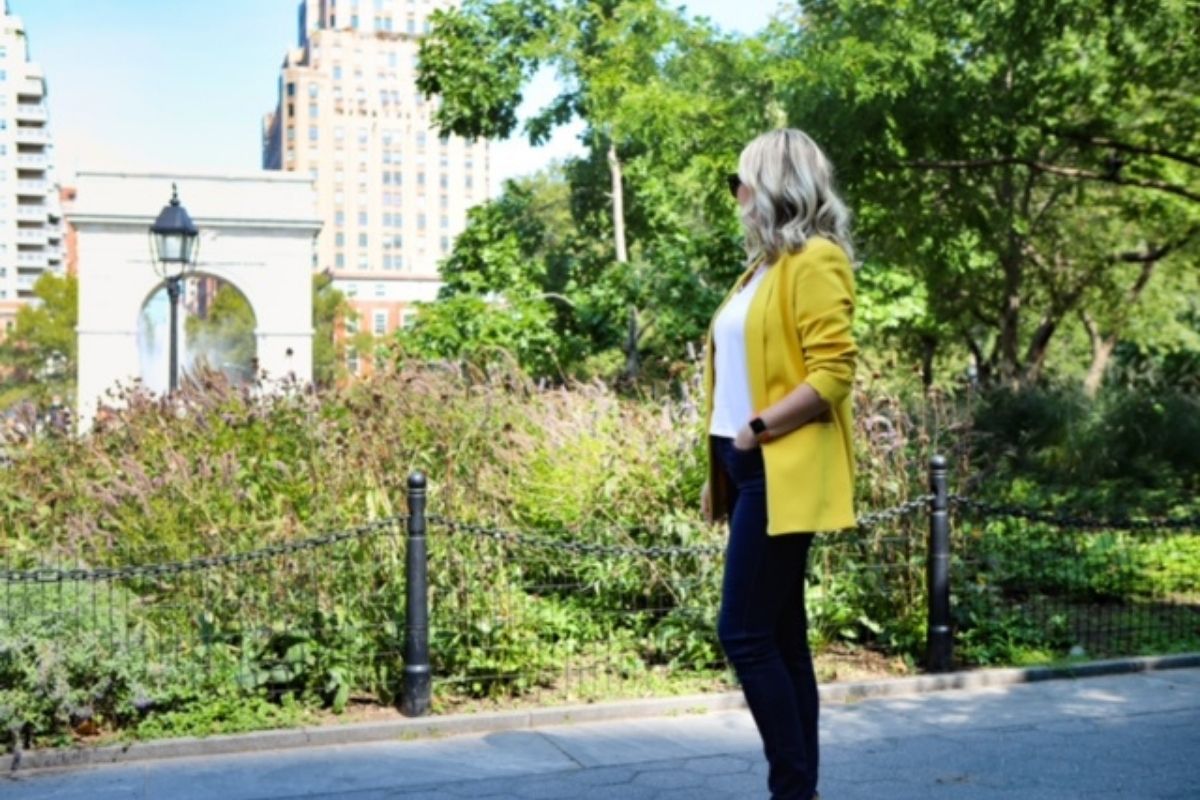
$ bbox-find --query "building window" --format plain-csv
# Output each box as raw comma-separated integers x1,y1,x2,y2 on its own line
336,211,345,226
335,232,345,246
308,84,318,97
346,283,358,298
417,214,426,230
333,65,343,79
347,348,358,374
358,211,368,225
440,236,449,253
440,215,448,229
417,171,425,187
308,126,318,141
373,310,387,334
402,310,417,328
336,253,345,268
287,82,295,96
358,233,368,247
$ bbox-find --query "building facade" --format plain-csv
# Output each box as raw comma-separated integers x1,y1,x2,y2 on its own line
0,4,63,338
262,0,489,374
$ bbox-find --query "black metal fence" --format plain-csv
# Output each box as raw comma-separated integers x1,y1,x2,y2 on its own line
2,456,1197,739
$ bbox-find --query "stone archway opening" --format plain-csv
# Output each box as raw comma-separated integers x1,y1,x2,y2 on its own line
136,275,258,394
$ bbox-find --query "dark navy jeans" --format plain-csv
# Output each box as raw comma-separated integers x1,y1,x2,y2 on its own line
712,435,818,800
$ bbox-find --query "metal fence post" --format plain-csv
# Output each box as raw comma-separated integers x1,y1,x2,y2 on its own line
926,454,953,673
402,471,431,716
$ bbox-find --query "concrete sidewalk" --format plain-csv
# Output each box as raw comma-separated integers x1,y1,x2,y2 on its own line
4,667,1198,800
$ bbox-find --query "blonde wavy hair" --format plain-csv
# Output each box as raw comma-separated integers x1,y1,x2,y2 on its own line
737,128,854,265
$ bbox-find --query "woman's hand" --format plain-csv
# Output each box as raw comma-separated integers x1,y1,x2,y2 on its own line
701,480,712,522
733,424,758,452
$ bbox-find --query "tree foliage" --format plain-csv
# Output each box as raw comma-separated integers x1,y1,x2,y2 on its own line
0,272,77,407
184,282,256,382
775,0,1200,388
413,0,1199,393
313,272,352,388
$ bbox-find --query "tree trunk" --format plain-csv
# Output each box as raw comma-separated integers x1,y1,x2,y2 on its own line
1079,256,1159,397
607,142,628,264
1080,311,1117,397
623,305,639,381
920,334,937,390
998,272,1022,386
608,141,641,382
1023,315,1058,384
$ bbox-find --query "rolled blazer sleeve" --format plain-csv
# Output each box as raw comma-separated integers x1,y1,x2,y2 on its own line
795,245,857,406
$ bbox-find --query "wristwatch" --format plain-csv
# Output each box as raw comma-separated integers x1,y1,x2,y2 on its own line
749,416,773,444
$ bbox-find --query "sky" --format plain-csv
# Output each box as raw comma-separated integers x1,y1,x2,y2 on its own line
12,0,785,199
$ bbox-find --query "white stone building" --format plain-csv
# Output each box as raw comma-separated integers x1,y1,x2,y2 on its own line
0,3,63,336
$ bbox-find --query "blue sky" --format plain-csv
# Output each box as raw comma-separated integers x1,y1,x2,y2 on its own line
13,0,785,196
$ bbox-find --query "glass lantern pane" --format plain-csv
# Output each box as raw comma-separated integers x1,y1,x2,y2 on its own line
159,233,184,262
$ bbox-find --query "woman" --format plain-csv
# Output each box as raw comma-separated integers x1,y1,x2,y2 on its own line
701,128,857,800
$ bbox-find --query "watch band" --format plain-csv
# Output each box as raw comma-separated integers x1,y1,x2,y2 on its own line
749,416,773,443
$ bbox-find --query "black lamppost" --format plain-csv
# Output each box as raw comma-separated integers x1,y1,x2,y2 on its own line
149,184,199,392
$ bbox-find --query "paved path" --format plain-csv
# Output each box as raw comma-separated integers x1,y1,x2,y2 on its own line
5,667,1199,800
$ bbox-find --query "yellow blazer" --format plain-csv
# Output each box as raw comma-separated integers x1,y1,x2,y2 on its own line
703,236,857,535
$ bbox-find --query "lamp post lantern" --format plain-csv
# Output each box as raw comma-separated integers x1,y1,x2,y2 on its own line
149,184,199,392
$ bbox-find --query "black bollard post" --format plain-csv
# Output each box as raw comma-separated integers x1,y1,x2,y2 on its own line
926,454,953,673
402,471,431,716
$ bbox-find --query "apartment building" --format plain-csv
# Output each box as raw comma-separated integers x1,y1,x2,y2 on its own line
262,0,489,374
0,3,63,338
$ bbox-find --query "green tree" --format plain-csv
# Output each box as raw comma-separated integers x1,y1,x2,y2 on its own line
184,282,256,382
775,0,1200,389
0,272,77,408
418,1,777,383
313,272,352,388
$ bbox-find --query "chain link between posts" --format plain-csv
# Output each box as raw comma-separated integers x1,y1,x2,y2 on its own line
948,495,1200,532
0,515,407,584
6,491,1196,585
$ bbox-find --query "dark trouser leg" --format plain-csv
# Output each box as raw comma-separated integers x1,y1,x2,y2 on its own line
713,436,818,800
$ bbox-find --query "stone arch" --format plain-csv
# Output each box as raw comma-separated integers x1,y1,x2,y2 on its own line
69,169,321,430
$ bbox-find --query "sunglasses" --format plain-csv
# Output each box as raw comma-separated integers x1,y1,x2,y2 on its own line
726,173,742,198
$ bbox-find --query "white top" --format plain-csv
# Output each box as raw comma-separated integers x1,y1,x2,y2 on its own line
708,264,768,437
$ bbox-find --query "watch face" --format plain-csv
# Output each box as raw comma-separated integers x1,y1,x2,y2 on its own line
750,417,767,435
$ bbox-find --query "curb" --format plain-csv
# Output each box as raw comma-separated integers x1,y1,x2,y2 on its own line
6,652,1198,774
